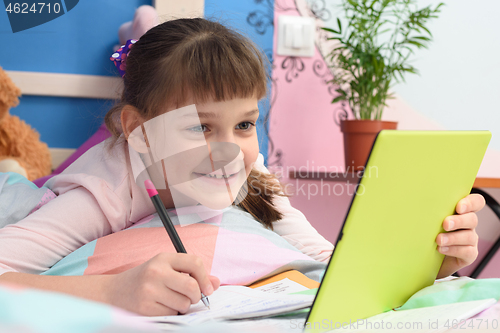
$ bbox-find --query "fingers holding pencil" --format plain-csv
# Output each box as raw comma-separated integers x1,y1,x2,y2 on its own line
106,252,219,316
166,253,218,301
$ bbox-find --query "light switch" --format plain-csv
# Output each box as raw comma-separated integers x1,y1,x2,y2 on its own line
277,15,315,57
292,23,303,49
285,22,294,48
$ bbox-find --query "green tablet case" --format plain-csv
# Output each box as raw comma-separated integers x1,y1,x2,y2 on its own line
305,130,491,332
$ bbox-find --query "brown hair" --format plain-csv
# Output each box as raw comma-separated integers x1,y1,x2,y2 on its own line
105,18,284,229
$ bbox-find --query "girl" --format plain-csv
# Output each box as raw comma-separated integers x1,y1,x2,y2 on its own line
0,18,484,317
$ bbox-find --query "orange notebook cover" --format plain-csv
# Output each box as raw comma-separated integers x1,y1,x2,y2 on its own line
248,270,320,290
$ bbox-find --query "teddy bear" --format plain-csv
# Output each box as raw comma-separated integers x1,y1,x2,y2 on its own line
0,66,52,181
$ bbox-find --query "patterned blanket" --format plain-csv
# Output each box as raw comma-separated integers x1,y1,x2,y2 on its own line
42,202,326,285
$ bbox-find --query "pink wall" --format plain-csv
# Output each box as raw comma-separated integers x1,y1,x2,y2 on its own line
268,13,344,170
268,0,348,243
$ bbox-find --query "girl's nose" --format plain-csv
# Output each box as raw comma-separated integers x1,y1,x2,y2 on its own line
212,130,237,144
208,141,240,163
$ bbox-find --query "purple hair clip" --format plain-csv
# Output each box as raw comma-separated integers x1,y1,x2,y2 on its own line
110,39,137,77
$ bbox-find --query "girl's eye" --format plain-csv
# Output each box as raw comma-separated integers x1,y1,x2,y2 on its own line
236,122,255,131
188,125,208,133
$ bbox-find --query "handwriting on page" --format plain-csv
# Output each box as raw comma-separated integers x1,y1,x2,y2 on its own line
145,285,314,325
253,278,310,294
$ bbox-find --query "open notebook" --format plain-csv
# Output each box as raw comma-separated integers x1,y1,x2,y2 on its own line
142,284,314,325
141,270,317,325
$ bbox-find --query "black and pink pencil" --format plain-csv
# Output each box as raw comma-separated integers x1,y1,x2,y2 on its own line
144,179,210,309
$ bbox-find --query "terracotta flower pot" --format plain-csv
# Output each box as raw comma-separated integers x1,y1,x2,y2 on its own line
340,120,398,171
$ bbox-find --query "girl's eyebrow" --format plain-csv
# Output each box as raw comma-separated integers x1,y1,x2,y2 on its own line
243,109,260,117
185,109,260,119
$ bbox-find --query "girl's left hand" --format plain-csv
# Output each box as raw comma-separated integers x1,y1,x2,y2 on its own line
436,193,485,279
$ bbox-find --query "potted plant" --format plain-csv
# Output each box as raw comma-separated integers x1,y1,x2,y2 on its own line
323,0,444,171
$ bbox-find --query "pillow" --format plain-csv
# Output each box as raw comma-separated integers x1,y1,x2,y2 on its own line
0,172,56,228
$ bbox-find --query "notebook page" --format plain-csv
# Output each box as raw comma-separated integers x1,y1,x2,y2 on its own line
143,285,314,325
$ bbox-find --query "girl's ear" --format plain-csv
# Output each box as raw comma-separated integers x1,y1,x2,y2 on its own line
121,105,149,154
121,105,144,139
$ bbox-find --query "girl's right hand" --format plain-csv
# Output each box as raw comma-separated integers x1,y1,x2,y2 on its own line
105,252,220,316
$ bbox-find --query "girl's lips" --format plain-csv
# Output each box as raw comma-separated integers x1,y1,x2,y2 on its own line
192,170,244,187
193,171,239,179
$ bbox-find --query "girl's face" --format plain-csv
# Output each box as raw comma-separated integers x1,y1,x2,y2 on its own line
131,96,260,210
190,96,260,179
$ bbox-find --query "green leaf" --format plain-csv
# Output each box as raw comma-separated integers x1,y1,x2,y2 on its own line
404,39,424,48
415,21,431,36
336,88,348,96
326,36,345,41
413,36,431,41
435,3,445,12
332,95,347,104
322,27,340,34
